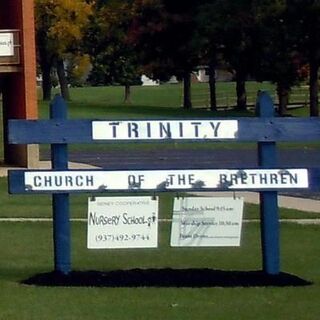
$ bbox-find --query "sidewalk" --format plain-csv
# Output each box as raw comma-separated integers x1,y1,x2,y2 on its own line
1,162,319,213
0,161,97,176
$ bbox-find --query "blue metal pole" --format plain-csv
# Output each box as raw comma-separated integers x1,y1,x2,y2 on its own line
50,95,71,275
256,91,280,275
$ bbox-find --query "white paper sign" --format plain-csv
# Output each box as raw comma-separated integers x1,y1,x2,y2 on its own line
24,168,309,192
92,120,238,140
0,33,14,56
87,196,158,249
170,197,244,247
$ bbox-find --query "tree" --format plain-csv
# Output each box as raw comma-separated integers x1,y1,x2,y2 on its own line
194,0,224,111
254,1,306,115
35,0,93,100
66,54,91,87
287,0,320,116
210,0,264,110
130,0,201,109
86,0,142,103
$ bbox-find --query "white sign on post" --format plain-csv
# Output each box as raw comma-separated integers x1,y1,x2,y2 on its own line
92,120,238,140
170,197,244,247
0,33,14,57
24,168,309,192
87,196,158,249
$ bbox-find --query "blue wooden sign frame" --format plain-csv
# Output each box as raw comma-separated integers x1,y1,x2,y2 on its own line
7,92,320,276
8,117,320,143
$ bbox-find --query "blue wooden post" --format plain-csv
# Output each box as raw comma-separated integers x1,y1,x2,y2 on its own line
256,91,280,275
50,95,71,274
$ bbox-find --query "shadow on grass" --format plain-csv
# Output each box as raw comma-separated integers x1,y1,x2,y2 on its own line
22,268,312,288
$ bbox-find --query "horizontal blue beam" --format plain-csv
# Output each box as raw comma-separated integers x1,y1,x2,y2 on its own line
8,167,320,194
8,117,320,144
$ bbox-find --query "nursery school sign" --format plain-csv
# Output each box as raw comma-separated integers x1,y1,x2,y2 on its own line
7,92,320,277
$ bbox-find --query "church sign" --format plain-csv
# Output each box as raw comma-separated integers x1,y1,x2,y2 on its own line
92,120,238,140
7,93,320,276
9,168,309,193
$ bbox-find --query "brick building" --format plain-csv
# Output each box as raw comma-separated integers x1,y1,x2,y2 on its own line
0,0,38,167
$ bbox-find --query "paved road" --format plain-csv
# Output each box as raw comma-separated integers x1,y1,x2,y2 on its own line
64,148,320,170
44,148,320,199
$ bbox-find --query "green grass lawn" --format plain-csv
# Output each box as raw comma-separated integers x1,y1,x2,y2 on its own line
39,83,257,119
39,81,310,119
0,221,319,320
41,81,308,112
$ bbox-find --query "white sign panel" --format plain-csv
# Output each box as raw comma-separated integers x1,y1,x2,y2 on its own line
170,197,244,247
92,120,238,140
24,168,309,192
87,196,158,249
0,33,14,56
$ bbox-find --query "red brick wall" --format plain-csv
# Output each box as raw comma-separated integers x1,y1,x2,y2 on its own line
0,0,38,166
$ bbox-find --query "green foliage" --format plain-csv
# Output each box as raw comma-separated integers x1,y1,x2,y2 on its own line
35,0,94,99
35,0,93,55
286,0,320,116
66,54,91,87
254,2,304,86
34,0,320,113
130,0,200,78
86,1,142,88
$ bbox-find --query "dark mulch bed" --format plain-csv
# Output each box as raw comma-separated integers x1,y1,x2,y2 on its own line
22,268,312,288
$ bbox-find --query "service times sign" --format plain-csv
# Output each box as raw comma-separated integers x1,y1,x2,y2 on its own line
87,196,158,249
170,197,244,247
0,33,14,56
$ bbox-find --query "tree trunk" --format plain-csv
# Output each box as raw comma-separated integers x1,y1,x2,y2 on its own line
39,49,52,101
124,84,131,103
277,84,289,116
0,76,3,94
208,62,217,111
183,71,192,109
41,63,52,101
38,38,53,100
309,57,319,117
56,58,70,101
235,70,247,110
